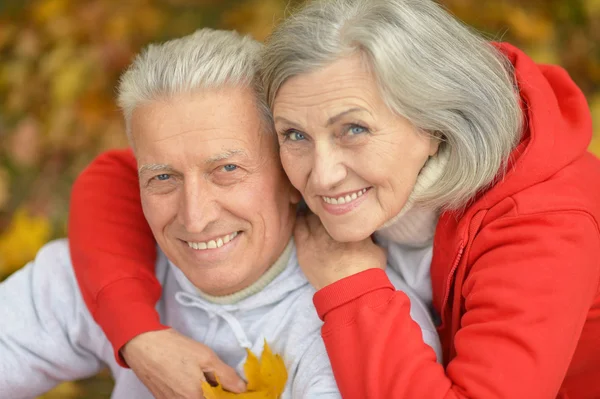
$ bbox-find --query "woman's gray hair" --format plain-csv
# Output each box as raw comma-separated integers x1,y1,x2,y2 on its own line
118,28,273,142
261,0,523,209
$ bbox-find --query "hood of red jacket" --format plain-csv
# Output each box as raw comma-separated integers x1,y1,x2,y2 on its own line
473,43,593,208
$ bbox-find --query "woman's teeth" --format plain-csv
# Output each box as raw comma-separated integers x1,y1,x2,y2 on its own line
322,188,368,205
187,231,238,250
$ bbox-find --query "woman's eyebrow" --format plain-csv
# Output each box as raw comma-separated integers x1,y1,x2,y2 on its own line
274,107,370,129
326,107,369,127
273,116,301,129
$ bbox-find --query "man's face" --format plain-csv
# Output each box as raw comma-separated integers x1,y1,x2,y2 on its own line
131,87,299,296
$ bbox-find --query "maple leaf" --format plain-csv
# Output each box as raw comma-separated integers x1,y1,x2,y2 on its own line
202,340,288,399
0,208,51,278
36,382,82,399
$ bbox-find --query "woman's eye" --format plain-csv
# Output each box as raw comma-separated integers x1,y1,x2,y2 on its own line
222,164,238,172
347,124,367,135
286,131,306,141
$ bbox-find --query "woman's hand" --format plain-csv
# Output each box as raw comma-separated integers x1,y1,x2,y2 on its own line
121,328,246,398
294,212,387,290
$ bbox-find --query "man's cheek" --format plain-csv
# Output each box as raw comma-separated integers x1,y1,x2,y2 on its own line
141,199,170,228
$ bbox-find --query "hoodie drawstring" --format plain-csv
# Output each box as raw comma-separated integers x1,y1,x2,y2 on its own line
174,291,253,349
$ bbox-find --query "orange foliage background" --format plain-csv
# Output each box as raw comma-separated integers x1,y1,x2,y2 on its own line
0,0,599,397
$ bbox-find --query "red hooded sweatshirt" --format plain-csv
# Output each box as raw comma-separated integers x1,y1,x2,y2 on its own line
68,43,600,398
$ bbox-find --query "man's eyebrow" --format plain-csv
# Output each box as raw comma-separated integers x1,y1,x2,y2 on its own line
205,149,248,164
138,163,175,175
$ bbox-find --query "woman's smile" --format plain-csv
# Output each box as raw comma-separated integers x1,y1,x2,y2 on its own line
320,187,371,215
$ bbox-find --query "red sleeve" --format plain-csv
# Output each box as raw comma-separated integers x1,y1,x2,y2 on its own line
313,212,600,399
68,148,168,366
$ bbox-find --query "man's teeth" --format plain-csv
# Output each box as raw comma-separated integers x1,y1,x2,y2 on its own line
187,232,238,250
322,188,368,205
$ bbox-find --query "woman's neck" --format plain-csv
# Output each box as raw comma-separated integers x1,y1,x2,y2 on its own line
376,149,449,247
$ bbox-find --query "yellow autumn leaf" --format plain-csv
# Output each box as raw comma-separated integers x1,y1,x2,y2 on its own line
506,6,554,42
523,43,560,66
0,59,31,90
36,381,82,399
31,0,71,24
590,137,600,157
220,0,285,42
133,4,166,37
0,168,9,210
39,42,75,81
51,56,91,105
590,94,600,157
0,23,16,51
105,13,131,42
584,0,600,16
0,208,52,277
202,341,288,399
244,347,263,392
258,341,287,397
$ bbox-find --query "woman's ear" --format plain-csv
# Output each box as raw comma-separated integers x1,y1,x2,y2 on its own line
428,131,443,156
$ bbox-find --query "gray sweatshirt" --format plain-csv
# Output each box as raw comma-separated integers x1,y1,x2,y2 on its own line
0,239,441,398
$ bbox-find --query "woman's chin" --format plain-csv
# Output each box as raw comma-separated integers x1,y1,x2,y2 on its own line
325,223,375,243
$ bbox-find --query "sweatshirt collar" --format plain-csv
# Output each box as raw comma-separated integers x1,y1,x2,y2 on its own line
169,239,298,306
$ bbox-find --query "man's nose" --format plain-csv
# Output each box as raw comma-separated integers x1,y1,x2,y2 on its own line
177,180,219,234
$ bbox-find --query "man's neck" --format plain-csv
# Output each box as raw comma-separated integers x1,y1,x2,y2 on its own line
195,239,295,305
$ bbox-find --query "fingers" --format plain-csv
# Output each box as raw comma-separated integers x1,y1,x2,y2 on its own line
195,343,246,392
206,357,246,393
295,212,332,244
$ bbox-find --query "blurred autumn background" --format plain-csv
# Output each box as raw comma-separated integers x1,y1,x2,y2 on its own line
0,0,599,397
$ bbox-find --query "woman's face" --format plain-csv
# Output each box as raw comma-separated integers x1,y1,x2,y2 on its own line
273,54,440,242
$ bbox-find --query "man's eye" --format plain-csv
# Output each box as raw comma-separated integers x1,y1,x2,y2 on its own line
222,164,238,172
156,174,171,181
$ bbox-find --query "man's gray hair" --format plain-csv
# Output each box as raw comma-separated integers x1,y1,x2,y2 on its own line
261,0,523,209
118,28,272,141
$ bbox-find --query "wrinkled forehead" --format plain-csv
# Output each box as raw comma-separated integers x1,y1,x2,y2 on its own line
272,55,380,118
131,89,277,162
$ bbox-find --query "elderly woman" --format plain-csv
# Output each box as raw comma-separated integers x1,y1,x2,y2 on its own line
68,0,600,398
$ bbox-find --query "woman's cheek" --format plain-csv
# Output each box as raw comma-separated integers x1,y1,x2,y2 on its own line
280,151,307,191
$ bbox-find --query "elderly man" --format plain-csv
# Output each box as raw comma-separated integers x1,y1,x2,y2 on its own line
0,29,439,398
